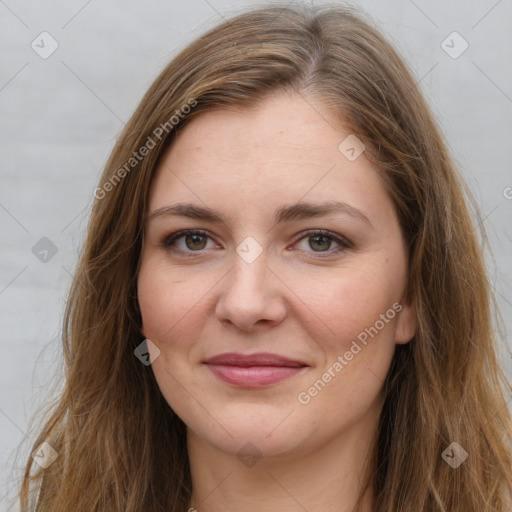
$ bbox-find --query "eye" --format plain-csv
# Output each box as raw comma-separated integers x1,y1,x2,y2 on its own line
161,229,219,254
292,230,352,256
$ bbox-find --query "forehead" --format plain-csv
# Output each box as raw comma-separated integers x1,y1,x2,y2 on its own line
148,92,394,227
162,92,348,173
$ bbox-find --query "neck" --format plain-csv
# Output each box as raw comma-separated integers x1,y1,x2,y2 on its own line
186,400,380,512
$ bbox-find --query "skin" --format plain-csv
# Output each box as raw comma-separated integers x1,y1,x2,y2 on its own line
137,91,416,512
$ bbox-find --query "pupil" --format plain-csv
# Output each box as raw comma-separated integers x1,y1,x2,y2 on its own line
309,235,331,251
186,234,207,250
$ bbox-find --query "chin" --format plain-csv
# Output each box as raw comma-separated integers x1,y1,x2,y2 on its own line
187,408,307,460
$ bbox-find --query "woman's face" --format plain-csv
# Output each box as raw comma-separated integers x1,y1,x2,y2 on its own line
137,91,416,460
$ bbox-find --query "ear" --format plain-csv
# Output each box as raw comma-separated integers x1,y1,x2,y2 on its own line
395,302,416,345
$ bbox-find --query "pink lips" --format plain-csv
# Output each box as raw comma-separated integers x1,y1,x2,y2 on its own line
203,352,308,388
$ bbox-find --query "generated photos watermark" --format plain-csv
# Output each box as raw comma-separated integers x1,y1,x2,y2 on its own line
94,97,197,200
441,442,469,468
31,441,58,469
297,301,403,405
134,338,161,366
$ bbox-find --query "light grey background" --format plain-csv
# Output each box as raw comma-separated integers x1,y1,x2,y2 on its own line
1,0,511,509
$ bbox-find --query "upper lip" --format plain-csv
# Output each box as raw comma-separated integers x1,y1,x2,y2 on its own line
203,352,308,367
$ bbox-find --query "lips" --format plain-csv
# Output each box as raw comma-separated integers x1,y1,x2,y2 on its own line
203,352,308,387
203,352,306,367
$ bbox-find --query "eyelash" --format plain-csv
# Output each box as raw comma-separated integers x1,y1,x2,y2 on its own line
291,229,352,257
160,229,353,258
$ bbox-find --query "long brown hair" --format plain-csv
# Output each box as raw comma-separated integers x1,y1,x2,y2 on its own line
17,4,512,511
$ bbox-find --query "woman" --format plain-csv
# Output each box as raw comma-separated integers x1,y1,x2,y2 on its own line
19,4,512,511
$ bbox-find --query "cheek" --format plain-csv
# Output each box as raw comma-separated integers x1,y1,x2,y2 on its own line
138,259,201,345
288,257,405,354
137,264,209,394
293,267,402,417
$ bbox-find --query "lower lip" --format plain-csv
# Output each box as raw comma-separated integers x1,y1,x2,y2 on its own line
205,364,306,387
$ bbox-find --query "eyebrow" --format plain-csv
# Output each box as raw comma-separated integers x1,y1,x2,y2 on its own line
148,201,374,229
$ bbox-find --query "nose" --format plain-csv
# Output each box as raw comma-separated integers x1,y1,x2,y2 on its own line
215,249,287,333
